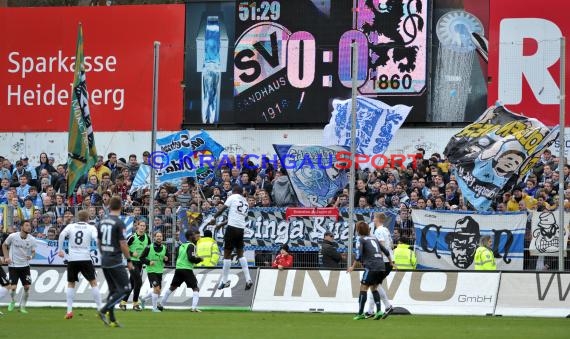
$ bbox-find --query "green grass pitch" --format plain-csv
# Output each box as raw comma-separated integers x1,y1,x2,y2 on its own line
0,308,567,339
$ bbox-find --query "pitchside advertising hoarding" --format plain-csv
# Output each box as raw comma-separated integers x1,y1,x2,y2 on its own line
0,5,184,132
252,270,500,315
495,273,570,317
488,0,570,126
6,267,255,309
184,0,430,125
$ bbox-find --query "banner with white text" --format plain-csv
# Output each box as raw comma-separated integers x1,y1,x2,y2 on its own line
181,207,397,251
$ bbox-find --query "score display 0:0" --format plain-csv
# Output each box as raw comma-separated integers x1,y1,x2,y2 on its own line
283,30,421,93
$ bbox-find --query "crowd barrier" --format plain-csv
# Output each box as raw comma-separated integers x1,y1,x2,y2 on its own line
2,266,568,318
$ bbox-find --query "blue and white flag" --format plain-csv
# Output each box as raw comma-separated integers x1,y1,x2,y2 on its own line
444,105,560,211
273,144,349,207
322,96,411,169
130,164,156,194
156,130,224,184
412,210,526,271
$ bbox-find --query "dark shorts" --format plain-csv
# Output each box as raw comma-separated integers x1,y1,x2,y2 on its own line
102,266,131,294
380,262,392,281
361,269,383,286
170,269,198,289
147,272,163,288
67,260,96,282
224,226,244,252
8,266,32,286
0,266,9,287
132,261,144,273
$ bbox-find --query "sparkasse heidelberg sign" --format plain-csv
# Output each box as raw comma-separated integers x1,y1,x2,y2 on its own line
0,5,184,132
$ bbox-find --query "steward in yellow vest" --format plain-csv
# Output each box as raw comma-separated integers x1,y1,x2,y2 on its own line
393,236,416,270
196,230,220,267
474,235,496,270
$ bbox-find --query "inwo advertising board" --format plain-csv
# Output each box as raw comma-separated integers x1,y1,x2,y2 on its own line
184,0,429,125
253,269,499,315
0,5,184,132
488,0,570,126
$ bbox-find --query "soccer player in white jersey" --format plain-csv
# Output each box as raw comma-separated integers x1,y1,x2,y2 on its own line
366,212,395,319
2,220,36,314
58,210,102,319
209,185,253,290
1,248,10,316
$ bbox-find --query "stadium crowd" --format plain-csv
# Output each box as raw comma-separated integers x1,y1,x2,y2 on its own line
0,147,569,269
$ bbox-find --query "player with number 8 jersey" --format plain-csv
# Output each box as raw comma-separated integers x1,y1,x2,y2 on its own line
58,210,102,319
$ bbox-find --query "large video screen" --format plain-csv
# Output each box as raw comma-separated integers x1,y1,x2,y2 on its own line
184,0,430,125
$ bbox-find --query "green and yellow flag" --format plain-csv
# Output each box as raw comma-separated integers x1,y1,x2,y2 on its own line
67,24,97,197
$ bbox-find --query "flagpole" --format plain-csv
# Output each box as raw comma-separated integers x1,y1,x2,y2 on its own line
149,41,160,234
558,37,565,272
347,42,358,268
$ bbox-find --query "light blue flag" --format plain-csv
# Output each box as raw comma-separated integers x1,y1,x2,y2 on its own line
322,96,412,169
130,164,154,194
273,144,350,207
444,105,560,211
156,130,224,184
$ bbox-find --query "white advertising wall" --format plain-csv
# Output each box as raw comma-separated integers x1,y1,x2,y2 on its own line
252,269,500,316
494,273,570,317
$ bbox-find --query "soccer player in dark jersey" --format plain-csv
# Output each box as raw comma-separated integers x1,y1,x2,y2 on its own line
120,220,150,311
347,221,395,320
138,231,169,312
97,196,134,327
160,229,203,312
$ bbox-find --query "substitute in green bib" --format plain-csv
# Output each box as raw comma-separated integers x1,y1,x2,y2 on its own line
120,220,150,311
139,231,169,312
196,230,220,267
474,235,496,270
394,236,416,270
160,230,203,312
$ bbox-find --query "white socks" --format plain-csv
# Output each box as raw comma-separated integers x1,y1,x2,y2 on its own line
191,291,199,309
66,287,75,313
0,287,8,300
161,289,173,306
22,290,29,309
142,290,153,302
152,292,159,309
368,286,391,313
91,286,102,310
367,290,375,313
238,257,251,282
222,259,231,282
378,286,391,308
